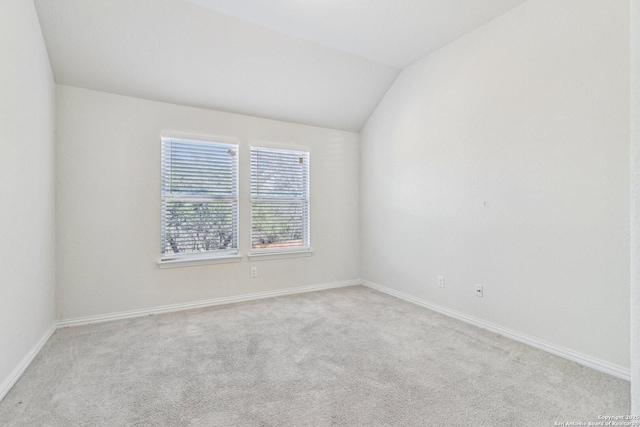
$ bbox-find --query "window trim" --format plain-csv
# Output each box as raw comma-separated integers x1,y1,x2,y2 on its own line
157,253,242,269
249,145,311,256
247,249,313,262
159,133,240,266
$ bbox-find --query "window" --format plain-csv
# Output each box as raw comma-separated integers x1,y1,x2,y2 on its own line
161,137,238,260
250,146,310,252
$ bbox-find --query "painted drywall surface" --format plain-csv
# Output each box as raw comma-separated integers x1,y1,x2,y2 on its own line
361,0,630,368
0,1,56,388
631,0,640,414
55,86,360,320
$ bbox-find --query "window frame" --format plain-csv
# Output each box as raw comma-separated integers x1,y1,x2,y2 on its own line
158,134,241,267
249,145,311,258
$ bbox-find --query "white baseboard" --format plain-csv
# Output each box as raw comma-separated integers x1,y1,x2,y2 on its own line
362,279,631,381
1,279,359,402
3,278,627,407
57,279,360,328
0,324,56,402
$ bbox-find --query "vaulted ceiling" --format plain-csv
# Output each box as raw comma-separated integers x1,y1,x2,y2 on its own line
34,0,527,131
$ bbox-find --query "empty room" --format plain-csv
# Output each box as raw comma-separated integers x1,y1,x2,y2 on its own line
1,0,639,425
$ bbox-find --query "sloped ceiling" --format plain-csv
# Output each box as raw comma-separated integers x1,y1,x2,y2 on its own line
185,0,528,68
34,0,527,131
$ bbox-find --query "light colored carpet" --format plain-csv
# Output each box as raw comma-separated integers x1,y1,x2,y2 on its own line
0,286,629,426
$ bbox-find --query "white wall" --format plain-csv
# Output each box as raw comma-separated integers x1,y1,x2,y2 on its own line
0,0,56,395
631,0,640,414
55,86,360,320
361,0,630,369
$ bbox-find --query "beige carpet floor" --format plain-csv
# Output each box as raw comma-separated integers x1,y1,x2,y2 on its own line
0,285,630,426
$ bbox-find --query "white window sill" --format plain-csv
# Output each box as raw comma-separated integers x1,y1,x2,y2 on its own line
248,249,313,261
157,254,242,269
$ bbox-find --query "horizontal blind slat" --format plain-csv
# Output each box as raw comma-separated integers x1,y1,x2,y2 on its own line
250,146,309,250
162,138,239,256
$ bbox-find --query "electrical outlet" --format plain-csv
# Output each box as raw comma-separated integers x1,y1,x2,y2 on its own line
437,276,445,288
475,284,483,297
250,267,257,278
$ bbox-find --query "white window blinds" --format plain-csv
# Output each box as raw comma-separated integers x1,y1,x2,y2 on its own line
250,147,310,251
161,137,238,257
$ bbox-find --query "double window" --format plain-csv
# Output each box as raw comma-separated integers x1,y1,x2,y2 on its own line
160,137,309,263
